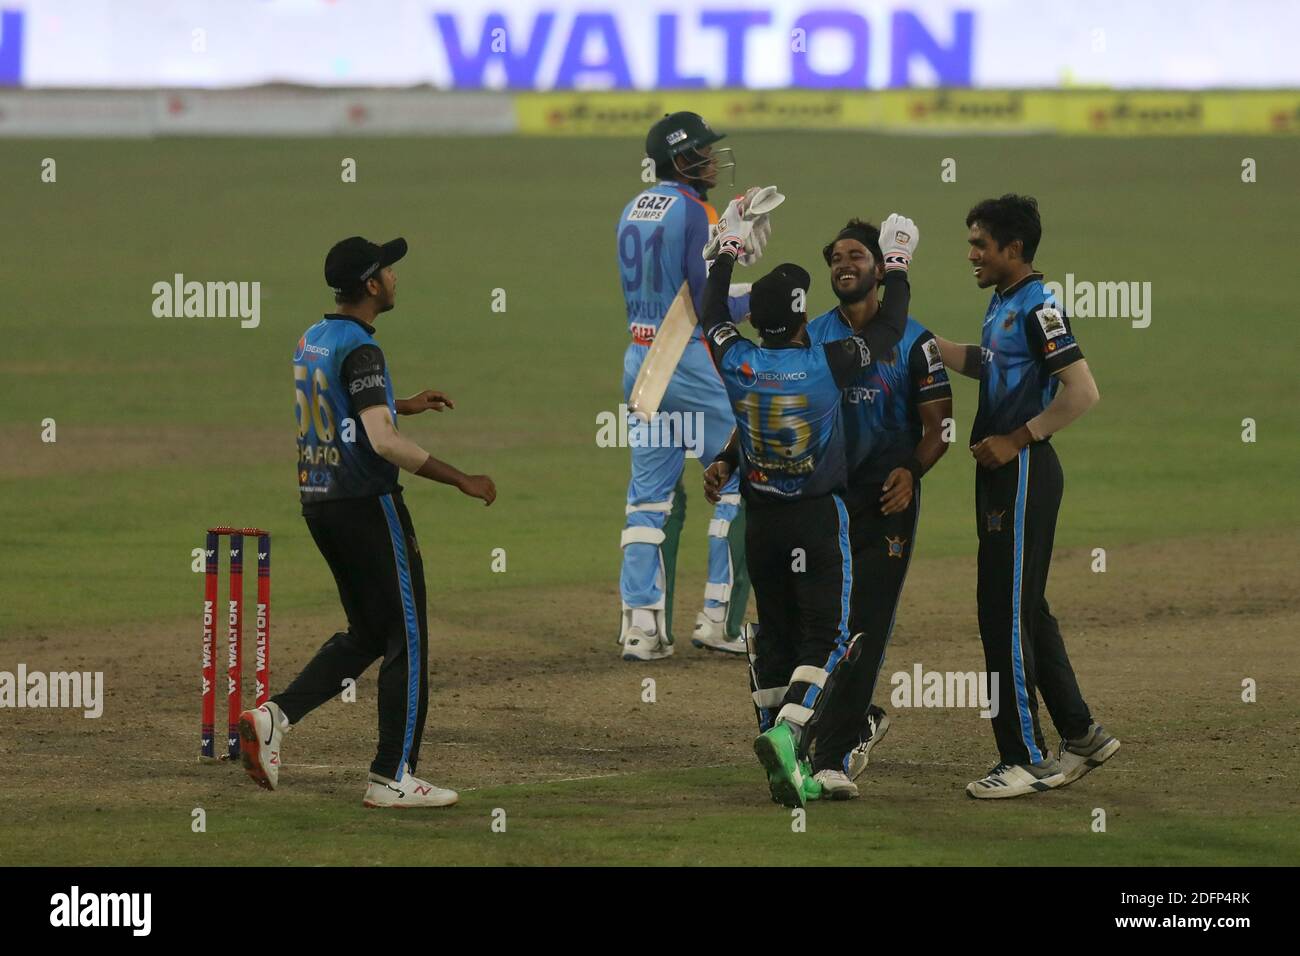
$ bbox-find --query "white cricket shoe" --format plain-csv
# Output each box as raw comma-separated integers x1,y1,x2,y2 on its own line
966,758,1065,799
690,612,747,656
363,765,459,809
812,769,860,800
238,701,287,791
621,626,674,662
1057,723,1121,786
845,706,892,781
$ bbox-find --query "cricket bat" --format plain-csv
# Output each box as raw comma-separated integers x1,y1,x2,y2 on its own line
627,280,697,423
627,186,785,423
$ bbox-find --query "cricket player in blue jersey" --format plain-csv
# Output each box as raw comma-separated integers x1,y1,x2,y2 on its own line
931,195,1119,799
804,219,953,795
700,200,920,807
238,236,496,809
616,111,765,662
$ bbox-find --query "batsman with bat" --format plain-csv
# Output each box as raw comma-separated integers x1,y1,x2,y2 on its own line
701,196,921,808
614,111,774,662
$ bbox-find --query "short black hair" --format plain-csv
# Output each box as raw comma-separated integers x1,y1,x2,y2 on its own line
966,194,1041,262
333,283,369,305
822,218,883,267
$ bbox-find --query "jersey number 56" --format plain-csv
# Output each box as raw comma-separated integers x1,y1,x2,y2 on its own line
294,364,336,442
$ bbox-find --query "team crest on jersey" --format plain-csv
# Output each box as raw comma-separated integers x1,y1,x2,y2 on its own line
628,193,679,222
1036,305,1067,339
886,536,907,558
922,338,944,372
1001,310,1017,330
986,510,1005,532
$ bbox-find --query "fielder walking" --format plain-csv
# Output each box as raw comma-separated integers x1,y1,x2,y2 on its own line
239,236,496,808
932,195,1119,799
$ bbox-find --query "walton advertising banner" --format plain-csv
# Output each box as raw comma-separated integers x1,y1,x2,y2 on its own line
2,0,1298,90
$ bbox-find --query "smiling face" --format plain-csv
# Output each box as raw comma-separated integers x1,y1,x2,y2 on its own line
967,222,1027,290
828,237,883,304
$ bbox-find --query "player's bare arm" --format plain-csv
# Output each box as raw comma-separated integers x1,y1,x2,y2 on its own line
881,397,952,515
396,389,455,415
932,336,983,378
970,358,1099,469
358,404,497,505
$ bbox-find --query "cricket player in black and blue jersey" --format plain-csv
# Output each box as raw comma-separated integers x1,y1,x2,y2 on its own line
805,219,953,790
238,236,497,809
933,195,1120,799
700,201,920,807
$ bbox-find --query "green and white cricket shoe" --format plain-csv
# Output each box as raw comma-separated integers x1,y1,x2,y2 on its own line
363,764,459,809
621,626,674,662
800,760,822,802
690,612,747,656
238,701,288,791
966,757,1065,799
812,769,860,801
753,722,806,808
1057,723,1121,786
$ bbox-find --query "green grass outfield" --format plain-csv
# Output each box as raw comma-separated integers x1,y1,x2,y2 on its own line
1,133,1296,633
3,764,1295,867
1,133,1297,865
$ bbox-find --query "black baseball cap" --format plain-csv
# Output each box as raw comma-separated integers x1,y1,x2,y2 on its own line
750,263,811,339
645,111,725,166
324,236,407,294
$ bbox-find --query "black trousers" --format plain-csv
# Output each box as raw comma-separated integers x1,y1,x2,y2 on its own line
811,482,920,772
746,494,856,760
272,490,429,781
975,442,1092,765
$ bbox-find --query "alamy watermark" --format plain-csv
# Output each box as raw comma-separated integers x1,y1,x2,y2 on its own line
0,664,103,718
152,274,261,328
890,664,999,718
49,886,150,936
1044,273,1151,328
596,404,705,458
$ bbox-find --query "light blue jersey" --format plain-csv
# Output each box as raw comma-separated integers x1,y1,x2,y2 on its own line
615,180,750,625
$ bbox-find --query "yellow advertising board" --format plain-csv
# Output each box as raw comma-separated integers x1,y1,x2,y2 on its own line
516,90,1300,136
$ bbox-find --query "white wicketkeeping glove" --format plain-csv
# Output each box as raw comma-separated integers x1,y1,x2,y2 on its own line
879,212,918,272
702,196,755,262
737,215,770,267
703,185,785,264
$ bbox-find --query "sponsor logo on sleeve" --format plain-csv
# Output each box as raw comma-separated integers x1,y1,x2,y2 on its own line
1036,305,1067,340
709,323,740,350
922,338,944,372
349,373,386,395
